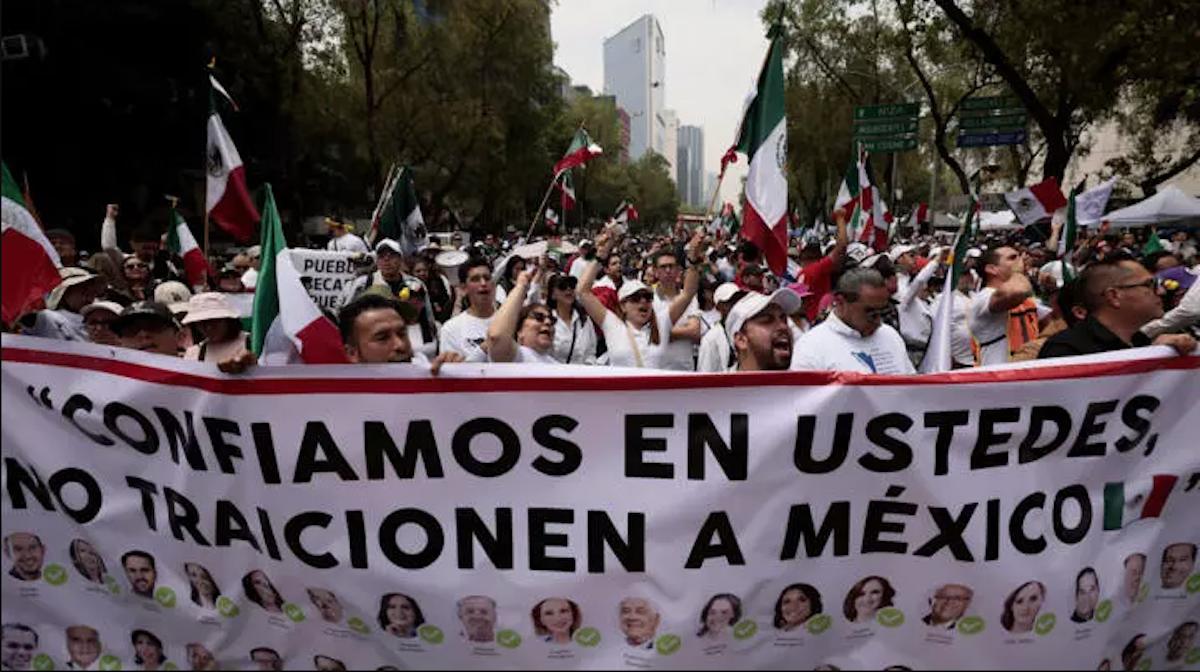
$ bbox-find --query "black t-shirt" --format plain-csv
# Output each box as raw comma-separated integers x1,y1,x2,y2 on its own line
1038,316,1151,359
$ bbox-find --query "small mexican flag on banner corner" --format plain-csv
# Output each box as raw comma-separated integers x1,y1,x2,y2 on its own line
1102,475,1178,531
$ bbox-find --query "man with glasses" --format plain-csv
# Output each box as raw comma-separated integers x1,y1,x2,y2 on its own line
791,268,916,374
80,301,123,346
651,249,703,371
922,584,974,630
1040,257,1196,358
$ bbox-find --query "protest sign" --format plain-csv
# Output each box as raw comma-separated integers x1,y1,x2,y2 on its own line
2,335,1197,671
286,249,362,311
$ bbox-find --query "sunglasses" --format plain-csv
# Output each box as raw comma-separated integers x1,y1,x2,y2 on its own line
554,278,578,290
625,292,654,303
527,311,557,325
124,262,149,270
1110,278,1157,292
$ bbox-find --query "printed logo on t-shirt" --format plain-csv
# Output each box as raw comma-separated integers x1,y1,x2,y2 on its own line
852,351,877,373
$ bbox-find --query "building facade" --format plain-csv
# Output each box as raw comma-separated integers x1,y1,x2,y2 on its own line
677,125,705,208
662,109,680,183
603,15,666,162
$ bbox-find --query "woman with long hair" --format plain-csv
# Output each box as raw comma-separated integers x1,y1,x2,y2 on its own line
843,576,896,623
1001,580,1046,633
378,593,426,638
242,569,285,614
185,562,221,609
545,273,597,364
696,593,742,640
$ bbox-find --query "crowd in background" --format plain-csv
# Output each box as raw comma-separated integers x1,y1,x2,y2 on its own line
9,202,1199,375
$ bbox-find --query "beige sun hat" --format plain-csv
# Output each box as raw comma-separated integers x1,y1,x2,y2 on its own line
47,267,101,310
180,292,240,325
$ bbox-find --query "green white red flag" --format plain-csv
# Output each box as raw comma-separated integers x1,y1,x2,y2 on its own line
734,22,789,275
1,162,61,325
166,210,211,288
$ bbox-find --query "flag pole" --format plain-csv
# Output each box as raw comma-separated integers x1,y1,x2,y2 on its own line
527,119,588,242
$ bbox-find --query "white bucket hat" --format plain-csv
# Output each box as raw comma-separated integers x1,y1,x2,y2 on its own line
180,292,241,325
47,267,100,310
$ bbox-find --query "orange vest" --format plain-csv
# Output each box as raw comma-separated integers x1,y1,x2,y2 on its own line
1007,299,1041,355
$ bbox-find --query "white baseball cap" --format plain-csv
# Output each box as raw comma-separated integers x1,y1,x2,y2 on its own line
725,289,804,343
713,282,741,304
617,280,653,302
887,244,917,262
374,238,403,255
80,301,124,320
846,242,872,265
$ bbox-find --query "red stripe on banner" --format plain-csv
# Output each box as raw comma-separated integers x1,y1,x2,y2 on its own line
3,347,1196,396
1140,474,1179,519
740,205,788,277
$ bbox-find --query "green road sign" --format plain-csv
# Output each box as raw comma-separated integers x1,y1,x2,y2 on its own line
857,137,918,152
959,112,1027,131
962,95,1022,111
854,102,920,120
853,119,919,137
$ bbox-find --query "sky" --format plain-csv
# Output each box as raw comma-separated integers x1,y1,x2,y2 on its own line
550,0,772,207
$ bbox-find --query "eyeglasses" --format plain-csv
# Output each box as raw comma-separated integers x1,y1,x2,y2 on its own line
86,319,115,329
625,293,653,303
1110,278,1157,292
527,311,557,325
124,262,149,270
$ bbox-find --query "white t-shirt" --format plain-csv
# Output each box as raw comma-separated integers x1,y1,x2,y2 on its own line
600,308,675,369
895,263,938,347
569,257,592,279
967,287,1009,367
327,233,369,253
653,290,700,371
241,267,259,290
490,345,560,364
551,309,597,364
696,322,733,373
30,309,89,342
951,290,975,367
438,312,492,361
790,312,916,374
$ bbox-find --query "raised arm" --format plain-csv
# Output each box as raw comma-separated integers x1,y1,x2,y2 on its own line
669,230,706,324
830,208,850,272
897,247,943,307
988,265,1034,313
486,267,535,363
578,233,617,327
101,204,124,253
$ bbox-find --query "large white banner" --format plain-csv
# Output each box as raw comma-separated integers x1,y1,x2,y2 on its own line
287,249,361,311
1,335,1198,671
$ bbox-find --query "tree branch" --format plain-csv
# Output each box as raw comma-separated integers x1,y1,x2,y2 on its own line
1141,143,1200,194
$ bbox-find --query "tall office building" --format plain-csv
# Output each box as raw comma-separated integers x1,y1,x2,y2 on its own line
603,15,666,162
662,109,680,183
677,125,705,208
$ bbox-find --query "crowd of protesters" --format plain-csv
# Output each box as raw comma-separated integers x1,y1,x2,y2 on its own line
9,202,1198,374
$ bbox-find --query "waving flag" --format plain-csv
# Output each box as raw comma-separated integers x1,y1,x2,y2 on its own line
554,129,603,176
2,163,61,325
206,76,259,241
166,210,211,288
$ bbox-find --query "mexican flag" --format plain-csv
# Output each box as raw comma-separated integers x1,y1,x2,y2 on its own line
166,210,211,288
206,78,259,242
558,171,576,211
554,129,602,176
1004,177,1068,225
1103,475,1177,531
709,202,739,238
1,162,61,325
835,154,873,244
868,186,894,252
251,184,347,365
614,200,639,225
920,215,971,374
376,167,428,256
735,22,789,276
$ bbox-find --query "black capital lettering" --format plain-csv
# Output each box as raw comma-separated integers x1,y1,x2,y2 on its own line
860,413,914,473
125,477,159,530
925,410,970,476
587,511,645,573
103,402,159,455
625,414,674,479
793,414,852,474
452,418,521,478
284,512,337,569
1115,395,1160,453
972,408,1020,470
455,508,514,570
379,508,444,569
164,487,211,545
214,500,262,552
154,408,208,471
529,508,575,572
1052,485,1092,545
684,512,745,568
913,504,977,561
687,413,748,481
46,468,102,524
1018,406,1072,464
4,459,54,512
780,502,851,559
1009,492,1047,555
61,394,114,446
203,417,244,474
294,422,358,483
364,420,445,480
1068,400,1118,458
531,415,582,477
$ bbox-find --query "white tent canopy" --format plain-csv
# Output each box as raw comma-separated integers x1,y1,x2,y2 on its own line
1100,186,1200,227
933,210,1022,231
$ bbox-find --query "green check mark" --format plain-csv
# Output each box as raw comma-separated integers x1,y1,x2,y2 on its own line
43,564,67,586
733,620,758,640
1137,582,1149,603
1095,600,1113,623
155,586,177,609
99,654,121,671
283,603,306,622
165,664,178,671
1185,648,1200,665
419,625,444,645
216,596,240,619
957,616,985,636
807,614,832,636
876,608,905,628
655,634,681,655
574,626,601,647
348,617,371,634
32,654,54,671
1134,657,1152,672
1034,613,1056,636
1186,574,1200,594
105,575,121,595
497,629,521,649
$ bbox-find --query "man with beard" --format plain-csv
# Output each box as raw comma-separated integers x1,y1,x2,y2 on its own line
339,291,463,370
618,597,661,650
725,290,804,372
3,533,44,582
1161,542,1197,590
458,595,498,644
121,551,157,599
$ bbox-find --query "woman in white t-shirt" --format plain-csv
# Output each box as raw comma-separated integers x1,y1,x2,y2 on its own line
546,273,598,364
578,230,705,369
487,264,562,365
